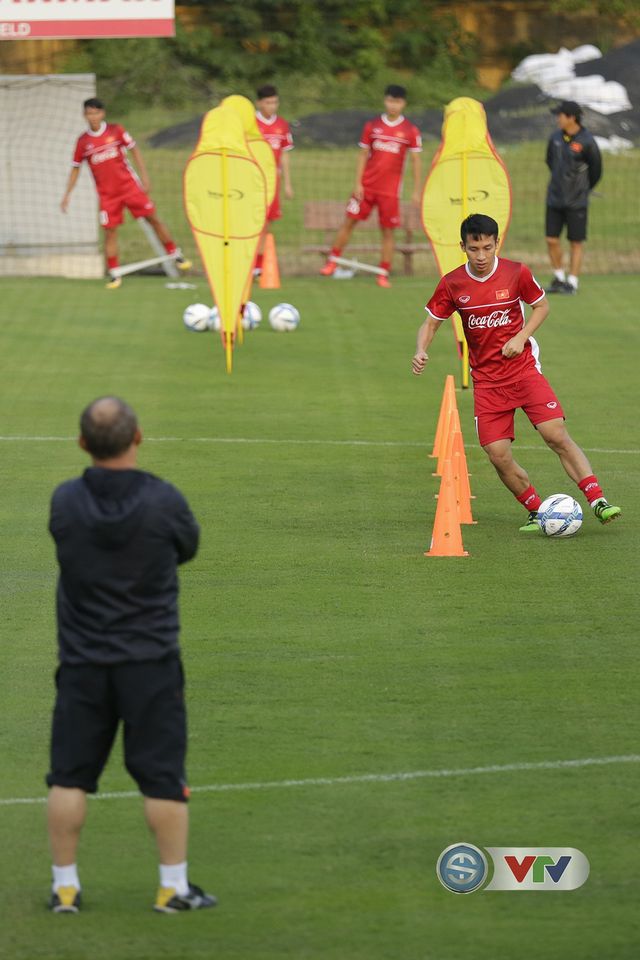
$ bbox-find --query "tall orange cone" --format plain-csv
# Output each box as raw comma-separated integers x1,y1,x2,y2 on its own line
430,375,456,458
435,405,461,477
259,232,280,289
451,430,476,524
425,458,469,557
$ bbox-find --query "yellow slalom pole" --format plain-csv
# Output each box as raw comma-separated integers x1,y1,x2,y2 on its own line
220,148,233,374
460,146,470,389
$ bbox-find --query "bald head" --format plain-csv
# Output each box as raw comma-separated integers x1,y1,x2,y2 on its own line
80,396,139,461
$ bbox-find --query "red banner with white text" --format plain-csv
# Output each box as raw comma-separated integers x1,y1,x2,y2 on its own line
0,0,175,40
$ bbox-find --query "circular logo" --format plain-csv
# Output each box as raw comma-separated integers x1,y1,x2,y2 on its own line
436,843,488,894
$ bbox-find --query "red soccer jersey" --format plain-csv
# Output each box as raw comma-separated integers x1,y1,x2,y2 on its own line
72,122,140,197
359,115,422,197
256,113,294,167
425,257,546,386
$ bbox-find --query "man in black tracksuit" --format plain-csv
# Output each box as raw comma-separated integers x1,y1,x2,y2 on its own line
46,396,216,915
545,99,602,295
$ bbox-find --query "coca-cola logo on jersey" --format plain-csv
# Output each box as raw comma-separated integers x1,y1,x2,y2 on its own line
372,139,401,154
467,310,511,328
91,147,119,164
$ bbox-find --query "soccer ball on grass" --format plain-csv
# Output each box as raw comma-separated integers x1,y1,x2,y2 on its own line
269,303,300,332
538,494,583,537
183,303,210,332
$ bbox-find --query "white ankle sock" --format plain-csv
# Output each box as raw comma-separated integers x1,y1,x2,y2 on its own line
554,269,566,282
159,861,189,896
52,863,80,891
567,274,578,289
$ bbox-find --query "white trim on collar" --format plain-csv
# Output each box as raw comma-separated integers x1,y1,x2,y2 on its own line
465,256,500,283
256,111,277,125
381,114,405,127
87,122,107,138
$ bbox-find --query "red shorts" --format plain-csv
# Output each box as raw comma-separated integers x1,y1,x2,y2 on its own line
98,185,155,228
346,192,400,229
473,373,565,446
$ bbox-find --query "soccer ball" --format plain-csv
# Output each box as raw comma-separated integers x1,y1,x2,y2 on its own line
269,303,300,332
538,494,583,537
183,303,211,332
208,306,221,331
242,301,262,330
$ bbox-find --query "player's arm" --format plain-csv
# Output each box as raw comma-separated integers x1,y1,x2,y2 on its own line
412,315,444,375
60,167,80,213
502,298,549,358
411,150,421,205
281,149,293,199
354,147,368,200
586,139,602,190
129,143,151,194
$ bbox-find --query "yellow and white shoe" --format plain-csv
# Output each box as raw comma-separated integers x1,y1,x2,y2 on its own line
105,273,122,290
153,882,217,914
175,256,192,273
49,885,81,913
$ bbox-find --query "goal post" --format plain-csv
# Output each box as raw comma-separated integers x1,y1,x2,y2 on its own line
0,73,103,279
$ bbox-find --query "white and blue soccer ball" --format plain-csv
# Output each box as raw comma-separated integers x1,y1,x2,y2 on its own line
269,303,300,332
242,301,262,330
538,494,583,537
183,302,211,332
207,305,221,331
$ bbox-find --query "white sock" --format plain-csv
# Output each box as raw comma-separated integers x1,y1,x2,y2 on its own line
159,861,189,896
567,274,578,289
591,497,606,509
52,863,80,892
554,269,566,282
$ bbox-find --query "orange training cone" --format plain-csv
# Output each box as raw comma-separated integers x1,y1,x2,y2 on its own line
435,405,461,478
259,232,280,289
451,430,476,524
425,457,469,557
430,374,456,458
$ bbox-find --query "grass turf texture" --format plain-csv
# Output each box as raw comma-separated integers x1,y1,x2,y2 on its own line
1,273,638,959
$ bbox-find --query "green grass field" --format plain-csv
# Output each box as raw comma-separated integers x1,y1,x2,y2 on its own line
1,273,639,959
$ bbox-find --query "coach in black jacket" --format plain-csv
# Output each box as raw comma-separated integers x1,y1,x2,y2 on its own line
46,396,215,914
544,100,602,295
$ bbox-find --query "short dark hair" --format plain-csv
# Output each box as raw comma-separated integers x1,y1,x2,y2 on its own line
384,84,407,100
83,97,105,111
461,214,499,243
256,84,278,100
80,396,138,460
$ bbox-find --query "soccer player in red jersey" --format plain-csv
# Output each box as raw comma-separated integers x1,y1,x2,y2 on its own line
254,84,294,275
61,98,191,289
320,84,422,288
412,214,621,532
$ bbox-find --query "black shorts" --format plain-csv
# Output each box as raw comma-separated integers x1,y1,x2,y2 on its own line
46,656,189,801
545,206,588,242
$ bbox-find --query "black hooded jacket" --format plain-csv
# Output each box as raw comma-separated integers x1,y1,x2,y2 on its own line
49,468,199,665
545,126,602,210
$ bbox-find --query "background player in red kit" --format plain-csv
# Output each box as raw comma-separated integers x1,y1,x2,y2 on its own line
61,98,191,289
320,85,422,288
254,84,294,275
412,213,620,532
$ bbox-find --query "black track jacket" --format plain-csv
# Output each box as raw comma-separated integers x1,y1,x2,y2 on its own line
546,126,602,210
49,468,199,665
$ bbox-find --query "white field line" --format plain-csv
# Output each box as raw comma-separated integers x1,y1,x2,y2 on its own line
2,754,638,808
0,436,638,455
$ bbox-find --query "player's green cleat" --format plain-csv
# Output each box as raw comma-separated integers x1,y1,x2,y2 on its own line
592,500,621,524
519,510,541,533
153,882,217,914
49,885,81,913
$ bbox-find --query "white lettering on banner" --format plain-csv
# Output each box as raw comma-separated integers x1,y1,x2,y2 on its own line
467,310,512,329
372,139,401,154
0,0,174,41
